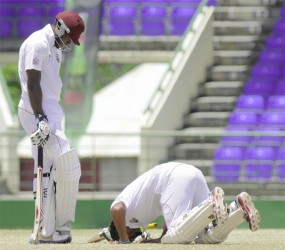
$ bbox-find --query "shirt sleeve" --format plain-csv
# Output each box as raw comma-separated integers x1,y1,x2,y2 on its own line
24,41,47,71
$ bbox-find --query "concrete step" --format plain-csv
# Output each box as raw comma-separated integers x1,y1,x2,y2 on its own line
203,81,244,96
213,50,259,65
193,96,237,112
214,6,280,21
98,50,173,63
184,112,230,127
208,65,250,81
213,35,265,50
217,0,279,7
169,143,218,160
213,20,274,36
175,127,224,144
99,36,179,51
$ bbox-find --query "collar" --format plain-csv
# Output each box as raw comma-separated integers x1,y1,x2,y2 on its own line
42,24,56,48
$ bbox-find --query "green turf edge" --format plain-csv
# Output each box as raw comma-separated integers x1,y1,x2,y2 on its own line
0,199,284,229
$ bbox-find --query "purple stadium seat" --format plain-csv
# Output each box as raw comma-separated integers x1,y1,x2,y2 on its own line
259,111,285,129
228,111,258,129
235,95,265,113
273,20,285,34
220,127,252,147
0,21,13,37
17,20,45,37
41,0,65,2
109,20,136,35
18,6,46,17
266,95,285,111
109,6,137,19
251,63,284,80
104,0,139,5
213,146,243,182
141,0,169,5
254,127,283,147
170,6,197,35
276,147,285,180
17,7,46,37
139,0,169,13
109,6,137,35
0,6,15,17
48,6,65,23
243,80,276,97
1,0,21,2
0,6,15,37
259,49,285,65
274,80,285,94
280,4,285,17
140,6,167,35
244,146,276,180
170,0,201,6
266,34,285,49
207,0,217,6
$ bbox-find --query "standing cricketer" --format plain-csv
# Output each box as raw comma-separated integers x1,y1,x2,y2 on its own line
18,10,85,244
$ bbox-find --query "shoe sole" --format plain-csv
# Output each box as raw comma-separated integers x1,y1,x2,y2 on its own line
211,187,228,224
237,192,260,232
38,236,72,244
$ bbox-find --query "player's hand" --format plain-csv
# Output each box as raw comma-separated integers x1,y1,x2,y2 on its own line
30,114,51,147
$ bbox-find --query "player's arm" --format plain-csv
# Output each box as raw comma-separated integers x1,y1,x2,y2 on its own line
27,69,50,147
141,221,167,243
26,69,45,115
110,201,130,243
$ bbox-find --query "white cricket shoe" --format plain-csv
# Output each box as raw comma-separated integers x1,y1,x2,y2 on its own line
236,192,260,232
29,231,72,244
211,187,228,225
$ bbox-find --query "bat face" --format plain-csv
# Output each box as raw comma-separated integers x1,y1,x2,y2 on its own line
87,233,105,243
31,166,44,243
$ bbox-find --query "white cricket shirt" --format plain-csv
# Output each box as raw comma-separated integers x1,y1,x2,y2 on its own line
18,24,63,113
111,162,209,229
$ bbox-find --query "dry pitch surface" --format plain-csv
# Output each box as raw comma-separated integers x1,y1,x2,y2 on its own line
0,229,284,250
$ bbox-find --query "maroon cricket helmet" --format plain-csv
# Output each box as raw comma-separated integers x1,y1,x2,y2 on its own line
56,10,85,45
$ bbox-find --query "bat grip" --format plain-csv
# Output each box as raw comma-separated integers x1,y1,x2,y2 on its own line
38,146,43,168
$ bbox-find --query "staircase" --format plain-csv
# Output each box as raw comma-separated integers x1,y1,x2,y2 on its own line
168,0,284,196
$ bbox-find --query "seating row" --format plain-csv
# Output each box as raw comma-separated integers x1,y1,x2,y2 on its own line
0,0,217,37
213,146,285,182
235,95,285,113
221,127,285,148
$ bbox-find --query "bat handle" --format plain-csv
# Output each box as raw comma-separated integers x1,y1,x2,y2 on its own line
38,146,43,168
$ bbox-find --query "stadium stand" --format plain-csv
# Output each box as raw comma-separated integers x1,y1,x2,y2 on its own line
213,2,285,185
167,0,285,196
0,0,214,51
1,0,285,195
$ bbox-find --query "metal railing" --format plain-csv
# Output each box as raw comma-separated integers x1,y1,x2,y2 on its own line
0,129,285,195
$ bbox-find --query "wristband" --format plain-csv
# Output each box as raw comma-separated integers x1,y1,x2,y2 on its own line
35,113,48,122
118,240,130,244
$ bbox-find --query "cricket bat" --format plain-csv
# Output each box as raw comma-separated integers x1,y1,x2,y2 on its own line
88,222,158,243
31,146,44,244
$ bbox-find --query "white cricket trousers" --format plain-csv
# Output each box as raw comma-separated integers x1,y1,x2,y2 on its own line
18,98,70,174
161,164,210,228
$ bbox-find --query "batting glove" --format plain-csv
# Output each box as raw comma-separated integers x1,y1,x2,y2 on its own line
30,114,51,147
132,231,154,243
